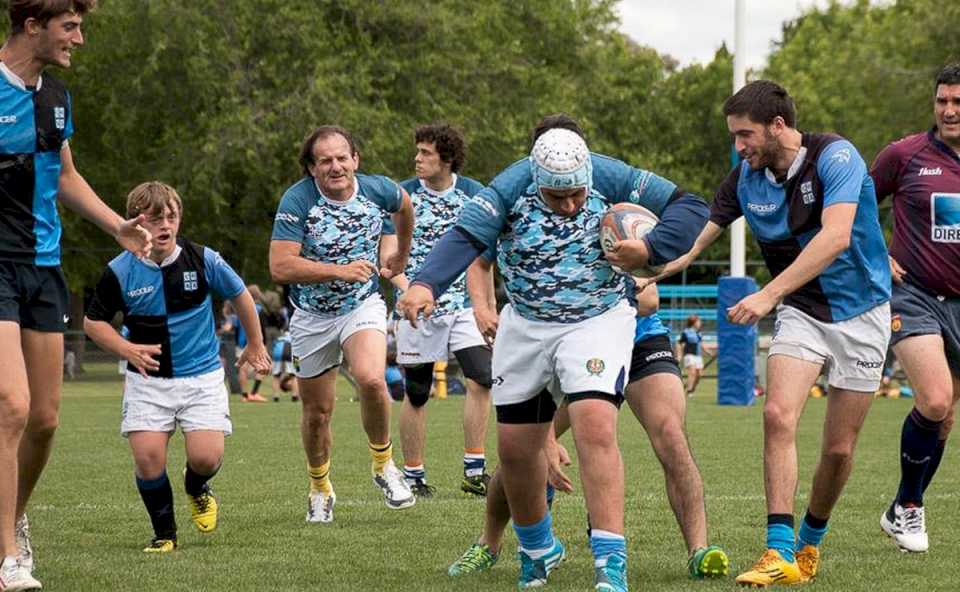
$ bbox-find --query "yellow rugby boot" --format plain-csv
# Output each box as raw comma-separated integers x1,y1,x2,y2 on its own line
735,549,803,587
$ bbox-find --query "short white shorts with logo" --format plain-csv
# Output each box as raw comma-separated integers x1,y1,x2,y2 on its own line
271,360,295,376
396,308,486,365
121,367,231,436
491,300,635,407
682,354,704,370
290,294,387,378
769,302,891,392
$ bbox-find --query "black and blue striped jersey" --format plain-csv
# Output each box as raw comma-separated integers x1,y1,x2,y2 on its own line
0,63,74,266
86,239,245,378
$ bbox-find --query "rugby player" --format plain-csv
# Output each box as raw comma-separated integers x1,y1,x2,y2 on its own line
270,125,416,523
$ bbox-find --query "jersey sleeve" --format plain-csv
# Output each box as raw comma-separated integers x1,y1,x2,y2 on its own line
869,141,905,203
362,175,403,213
818,140,869,207
456,161,528,250
709,166,744,227
592,155,678,215
271,189,309,243
85,266,125,322
203,248,246,299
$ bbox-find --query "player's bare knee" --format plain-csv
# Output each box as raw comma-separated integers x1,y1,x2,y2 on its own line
916,391,953,422
820,444,855,468
762,400,799,436
0,391,30,434
353,372,386,396
303,406,333,430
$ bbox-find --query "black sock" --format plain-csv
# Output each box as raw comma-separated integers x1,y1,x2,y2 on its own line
252,379,262,394
184,463,220,497
136,472,176,540
896,408,942,505
921,439,947,494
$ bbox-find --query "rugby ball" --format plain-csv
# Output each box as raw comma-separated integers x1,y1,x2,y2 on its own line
599,203,664,278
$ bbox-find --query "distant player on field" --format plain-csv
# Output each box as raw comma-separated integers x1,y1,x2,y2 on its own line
872,63,960,553
0,2,152,589
677,314,712,396
84,182,271,553
399,116,709,590
382,123,493,498
660,80,891,586
270,125,416,523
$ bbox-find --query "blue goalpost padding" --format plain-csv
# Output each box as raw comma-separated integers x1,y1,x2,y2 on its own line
716,276,758,406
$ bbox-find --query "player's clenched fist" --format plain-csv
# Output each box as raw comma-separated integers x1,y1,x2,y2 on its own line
338,260,378,283
397,284,435,328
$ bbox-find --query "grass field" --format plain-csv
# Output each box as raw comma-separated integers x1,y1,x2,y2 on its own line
25,364,957,591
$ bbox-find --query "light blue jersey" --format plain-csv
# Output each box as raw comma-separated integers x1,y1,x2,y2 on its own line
457,154,678,323
386,174,484,316
272,174,402,317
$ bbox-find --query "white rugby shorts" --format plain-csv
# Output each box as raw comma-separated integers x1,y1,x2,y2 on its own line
121,367,231,436
682,354,704,370
395,308,486,365
491,300,635,407
769,302,891,392
290,294,387,378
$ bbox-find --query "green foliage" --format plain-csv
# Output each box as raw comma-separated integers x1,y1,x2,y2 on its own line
10,0,954,290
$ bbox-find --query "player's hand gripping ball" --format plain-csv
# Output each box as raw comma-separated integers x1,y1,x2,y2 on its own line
600,203,664,278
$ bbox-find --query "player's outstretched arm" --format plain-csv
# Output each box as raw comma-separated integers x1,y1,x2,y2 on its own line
466,256,498,346
269,240,376,284
57,143,152,258
728,203,856,325
83,317,161,377
382,190,414,279
231,289,272,374
638,221,725,289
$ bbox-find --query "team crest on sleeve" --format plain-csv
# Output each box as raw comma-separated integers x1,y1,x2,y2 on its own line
586,358,606,376
183,271,198,291
830,148,851,164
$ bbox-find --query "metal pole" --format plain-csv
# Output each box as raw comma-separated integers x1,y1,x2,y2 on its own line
731,0,747,277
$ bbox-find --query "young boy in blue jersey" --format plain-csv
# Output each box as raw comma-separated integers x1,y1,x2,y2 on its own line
677,314,713,396
270,125,416,523
659,80,891,586
399,115,709,591
84,182,271,553
0,2,153,589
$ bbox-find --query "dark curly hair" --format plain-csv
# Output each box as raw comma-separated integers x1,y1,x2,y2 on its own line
415,123,466,173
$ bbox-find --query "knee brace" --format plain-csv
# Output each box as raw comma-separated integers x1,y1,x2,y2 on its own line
403,363,434,407
454,346,493,388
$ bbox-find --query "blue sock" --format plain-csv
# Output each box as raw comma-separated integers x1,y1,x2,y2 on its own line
514,513,555,558
796,511,828,548
589,529,626,566
896,408,942,506
766,514,795,562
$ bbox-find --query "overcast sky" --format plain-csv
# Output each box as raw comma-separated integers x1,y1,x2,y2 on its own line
615,0,859,71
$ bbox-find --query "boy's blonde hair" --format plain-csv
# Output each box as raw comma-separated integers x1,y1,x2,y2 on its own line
126,181,183,219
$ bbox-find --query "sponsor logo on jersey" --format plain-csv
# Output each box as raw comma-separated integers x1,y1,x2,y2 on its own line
54,107,65,130
0,115,17,124
746,202,778,214
586,358,606,376
919,167,942,176
800,181,815,205
183,271,198,291
275,212,300,224
930,193,960,243
855,360,882,369
830,148,851,164
127,285,155,298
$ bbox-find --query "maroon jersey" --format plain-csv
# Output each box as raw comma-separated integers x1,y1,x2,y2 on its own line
871,129,960,297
